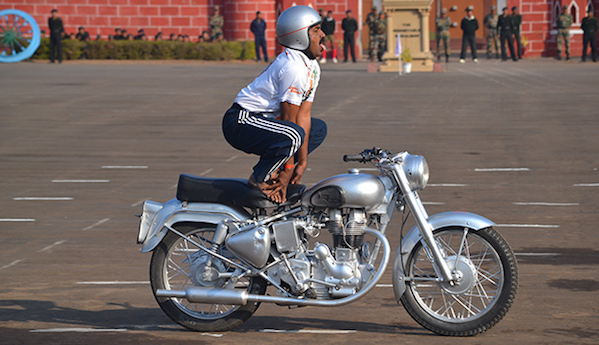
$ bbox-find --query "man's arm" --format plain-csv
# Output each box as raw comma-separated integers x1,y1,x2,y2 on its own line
262,101,311,203
281,101,312,184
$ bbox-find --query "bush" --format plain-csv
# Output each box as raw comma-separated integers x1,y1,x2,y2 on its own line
32,38,256,61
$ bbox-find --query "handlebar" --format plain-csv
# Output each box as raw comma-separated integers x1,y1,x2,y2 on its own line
343,154,365,162
343,147,390,163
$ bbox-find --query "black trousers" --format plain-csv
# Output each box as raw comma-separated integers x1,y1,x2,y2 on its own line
582,34,597,62
222,104,327,182
514,31,522,59
460,35,477,59
500,31,517,61
343,33,356,62
254,36,268,62
49,35,63,62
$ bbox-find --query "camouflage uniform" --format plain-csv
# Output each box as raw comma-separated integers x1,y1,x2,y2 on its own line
436,13,451,62
374,14,387,61
557,7,573,59
209,8,224,41
484,10,499,58
365,9,378,60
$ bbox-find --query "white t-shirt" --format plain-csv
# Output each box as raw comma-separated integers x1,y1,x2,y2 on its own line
234,48,320,119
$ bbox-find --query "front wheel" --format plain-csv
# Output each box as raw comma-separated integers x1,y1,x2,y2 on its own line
150,224,267,332
400,227,518,336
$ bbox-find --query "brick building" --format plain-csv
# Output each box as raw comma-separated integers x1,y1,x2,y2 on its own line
431,0,599,57
0,0,362,59
2,0,598,59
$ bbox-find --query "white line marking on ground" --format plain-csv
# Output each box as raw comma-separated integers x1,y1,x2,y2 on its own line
76,281,150,285
200,333,224,337
515,253,561,257
428,184,468,187
52,180,110,183
496,224,560,228
102,166,148,169
376,284,393,288
83,218,110,231
131,199,146,207
38,240,66,253
226,156,238,162
513,202,579,206
30,328,128,333
573,183,599,187
200,168,213,176
260,329,357,334
422,202,445,205
13,197,73,201
1,259,24,270
0,218,35,222
475,168,530,172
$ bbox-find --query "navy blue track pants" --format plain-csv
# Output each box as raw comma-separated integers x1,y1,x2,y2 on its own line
222,103,327,182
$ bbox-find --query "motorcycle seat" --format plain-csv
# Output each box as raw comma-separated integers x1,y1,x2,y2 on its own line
176,174,306,209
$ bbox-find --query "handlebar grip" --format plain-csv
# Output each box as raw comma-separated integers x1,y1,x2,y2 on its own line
343,154,364,162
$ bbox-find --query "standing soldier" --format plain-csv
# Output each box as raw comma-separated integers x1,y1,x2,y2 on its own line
375,11,388,62
48,9,64,64
209,6,224,41
581,9,598,62
250,11,268,62
321,10,337,63
459,6,479,63
512,6,522,59
497,7,518,61
342,9,358,63
436,8,452,62
556,5,572,60
484,6,499,59
365,6,378,61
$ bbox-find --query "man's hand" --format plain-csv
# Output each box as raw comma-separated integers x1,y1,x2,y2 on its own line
290,161,307,184
263,168,294,203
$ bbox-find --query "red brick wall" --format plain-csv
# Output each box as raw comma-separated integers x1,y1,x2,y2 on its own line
506,0,599,57
1,0,359,59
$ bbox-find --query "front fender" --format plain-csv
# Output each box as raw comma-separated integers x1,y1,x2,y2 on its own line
392,211,495,301
139,199,251,253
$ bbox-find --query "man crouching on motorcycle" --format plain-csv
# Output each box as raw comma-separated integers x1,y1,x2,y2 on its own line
222,5,327,204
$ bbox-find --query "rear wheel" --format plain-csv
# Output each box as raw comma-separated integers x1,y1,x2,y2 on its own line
150,224,267,332
400,227,518,336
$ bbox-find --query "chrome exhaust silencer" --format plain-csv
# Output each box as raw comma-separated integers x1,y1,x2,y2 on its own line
155,288,249,305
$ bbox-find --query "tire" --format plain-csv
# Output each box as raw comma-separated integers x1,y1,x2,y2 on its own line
400,227,518,336
150,224,267,332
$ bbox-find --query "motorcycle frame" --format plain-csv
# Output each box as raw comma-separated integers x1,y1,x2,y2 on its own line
139,155,496,305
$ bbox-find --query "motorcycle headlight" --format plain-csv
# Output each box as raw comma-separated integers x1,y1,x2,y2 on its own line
402,154,429,191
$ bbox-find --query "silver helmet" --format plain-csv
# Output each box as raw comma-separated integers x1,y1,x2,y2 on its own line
276,5,322,51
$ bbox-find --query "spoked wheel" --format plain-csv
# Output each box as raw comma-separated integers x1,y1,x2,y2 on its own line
0,10,41,63
401,227,518,336
150,224,267,332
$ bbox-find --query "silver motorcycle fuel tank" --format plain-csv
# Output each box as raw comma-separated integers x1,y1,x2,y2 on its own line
301,172,386,210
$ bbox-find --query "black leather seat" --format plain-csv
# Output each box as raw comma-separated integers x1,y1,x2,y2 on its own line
176,174,305,209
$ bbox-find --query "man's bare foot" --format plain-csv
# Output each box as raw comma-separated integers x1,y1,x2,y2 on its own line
248,172,291,203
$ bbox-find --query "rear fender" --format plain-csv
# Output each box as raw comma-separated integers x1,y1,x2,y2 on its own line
392,211,495,301
139,198,251,253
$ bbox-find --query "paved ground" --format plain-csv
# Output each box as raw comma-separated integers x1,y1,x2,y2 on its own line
1,57,598,345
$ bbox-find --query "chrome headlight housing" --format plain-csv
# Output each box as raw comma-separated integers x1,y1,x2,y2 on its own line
402,153,429,191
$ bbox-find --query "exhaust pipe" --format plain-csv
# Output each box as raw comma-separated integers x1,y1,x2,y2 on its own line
156,288,249,305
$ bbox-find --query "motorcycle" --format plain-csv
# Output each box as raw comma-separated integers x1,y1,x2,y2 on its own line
137,148,518,336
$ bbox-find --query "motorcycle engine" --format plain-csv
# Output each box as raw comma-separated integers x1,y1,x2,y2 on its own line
267,208,371,299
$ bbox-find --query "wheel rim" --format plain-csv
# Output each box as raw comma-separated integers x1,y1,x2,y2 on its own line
0,10,41,63
162,228,250,320
408,229,504,323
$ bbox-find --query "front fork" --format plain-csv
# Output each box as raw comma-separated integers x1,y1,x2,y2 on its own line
393,166,457,284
